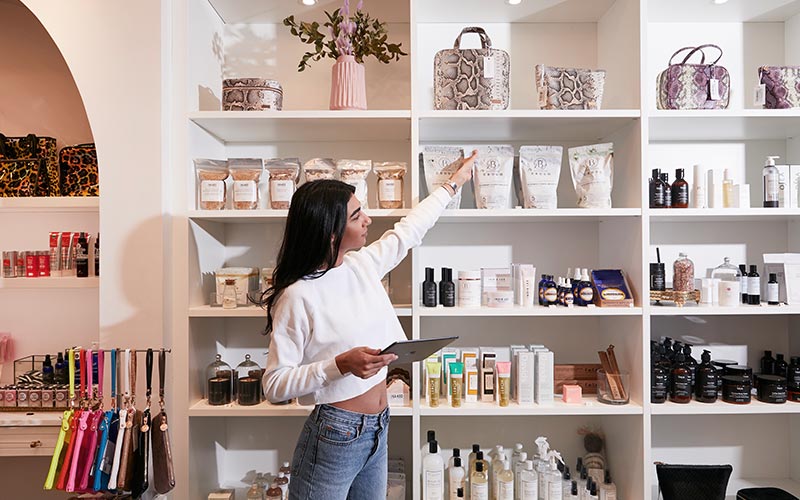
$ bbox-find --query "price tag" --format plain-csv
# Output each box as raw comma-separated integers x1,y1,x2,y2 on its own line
483,56,495,78
754,83,766,106
709,78,721,101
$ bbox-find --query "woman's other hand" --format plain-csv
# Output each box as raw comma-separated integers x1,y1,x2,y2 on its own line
449,149,478,189
335,347,397,379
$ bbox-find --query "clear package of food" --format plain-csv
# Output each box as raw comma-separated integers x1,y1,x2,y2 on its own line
228,158,263,210
337,159,371,208
373,162,406,209
422,146,464,209
265,158,300,209
194,159,229,210
303,158,336,182
472,145,515,209
568,143,614,209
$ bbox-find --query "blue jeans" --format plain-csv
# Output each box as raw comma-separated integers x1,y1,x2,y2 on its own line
289,404,390,500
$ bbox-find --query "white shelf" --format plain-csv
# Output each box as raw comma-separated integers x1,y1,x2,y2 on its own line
418,109,640,142
189,399,412,417
649,109,800,141
652,399,800,415
649,304,800,316
0,197,99,212
188,208,410,223
436,208,641,223
0,277,99,289
649,208,800,222
419,398,642,416
189,304,413,317
189,111,411,143
418,305,641,317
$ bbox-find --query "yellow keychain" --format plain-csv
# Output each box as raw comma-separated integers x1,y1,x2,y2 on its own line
44,349,76,490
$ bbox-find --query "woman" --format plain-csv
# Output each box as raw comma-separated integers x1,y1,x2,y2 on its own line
262,151,477,500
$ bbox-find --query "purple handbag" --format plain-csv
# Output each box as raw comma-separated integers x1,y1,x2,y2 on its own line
759,66,800,109
657,45,730,110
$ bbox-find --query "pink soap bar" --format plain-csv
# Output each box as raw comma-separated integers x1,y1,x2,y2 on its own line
562,384,582,403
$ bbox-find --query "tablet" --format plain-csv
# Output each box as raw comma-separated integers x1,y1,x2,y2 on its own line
381,336,458,364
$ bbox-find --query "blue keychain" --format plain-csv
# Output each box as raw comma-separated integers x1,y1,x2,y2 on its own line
93,349,118,492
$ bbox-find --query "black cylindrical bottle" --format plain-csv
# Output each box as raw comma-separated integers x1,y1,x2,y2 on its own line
650,263,666,291
75,232,89,278
761,350,776,376
775,353,789,379
748,265,761,305
649,168,664,208
652,360,669,404
672,168,689,208
42,354,55,385
94,234,100,277
683,344,698,390
739,264,748,304
660,173,672,208
54,352,67,385
441,268,455,307
422,267,437,307
670,352,692,403
695,350,719,403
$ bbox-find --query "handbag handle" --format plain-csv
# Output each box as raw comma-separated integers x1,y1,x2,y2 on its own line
669,46,706,66
680,44,723,66
453,26,492,50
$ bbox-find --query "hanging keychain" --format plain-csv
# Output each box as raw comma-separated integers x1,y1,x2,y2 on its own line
152,349,175,494
94,349,118,492
44,348,76,490
74,348,100,492
79,349,104,492
55,348,81,490
117,348,139,491
108,349,130,491
132,348,153,497
66,349,90,492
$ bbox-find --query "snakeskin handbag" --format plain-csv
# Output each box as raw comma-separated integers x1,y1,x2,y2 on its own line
657,45,730,110
536,65,606,110
434,27,510,110
759,66,800,109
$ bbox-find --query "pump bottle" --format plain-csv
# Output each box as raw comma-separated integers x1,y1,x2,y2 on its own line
695,350,719,403
670,352,692,403
423,268,437,307
520,460,538,500
763,155,781,208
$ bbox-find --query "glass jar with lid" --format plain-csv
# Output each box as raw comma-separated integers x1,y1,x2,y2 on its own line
673,252,695,292
235,354,263,406
711,257,741,307
205,354,233,406
222,278,238,309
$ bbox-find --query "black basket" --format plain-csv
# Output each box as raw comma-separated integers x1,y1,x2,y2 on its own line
656,463,732,500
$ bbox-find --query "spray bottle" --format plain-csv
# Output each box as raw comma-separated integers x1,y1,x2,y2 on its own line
534,437,550,499
545,450,564,500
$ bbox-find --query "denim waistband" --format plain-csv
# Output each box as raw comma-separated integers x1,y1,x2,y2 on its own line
313,404,390,430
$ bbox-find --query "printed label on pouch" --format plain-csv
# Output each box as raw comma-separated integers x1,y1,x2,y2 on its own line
200,180,225,202
379,179,402,202
270,180,294,202
233,180,257,202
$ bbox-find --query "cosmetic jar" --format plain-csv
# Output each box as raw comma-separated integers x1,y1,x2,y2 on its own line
712,359,738,370
457,270,481,308
724,365,753,382
756,374,787,404
487,290,514,308
722,375,751,404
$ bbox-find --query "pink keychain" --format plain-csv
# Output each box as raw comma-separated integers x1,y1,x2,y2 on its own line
78,350,105,492
66,350,90,492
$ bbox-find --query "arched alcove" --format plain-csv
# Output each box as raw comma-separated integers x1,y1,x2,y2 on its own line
0,0,93,148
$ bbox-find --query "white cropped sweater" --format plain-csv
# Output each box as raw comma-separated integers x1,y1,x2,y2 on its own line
262,187,452,406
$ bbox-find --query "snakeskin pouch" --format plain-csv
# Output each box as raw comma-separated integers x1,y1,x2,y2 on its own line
657,45,730,110
535,65,606,110
759,66,800,109
223,78,283,111
434,27,510,110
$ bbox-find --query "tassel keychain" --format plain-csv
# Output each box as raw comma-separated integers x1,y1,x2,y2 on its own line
132,348,153,497
78,349,104,492
94,349,119,492
117,348,140,491
43,348,76,490
65,349,90,492
108,349,130,491
152,349,175,494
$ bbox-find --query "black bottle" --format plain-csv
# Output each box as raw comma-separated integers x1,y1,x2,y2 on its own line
42,354,54,385
672,168,689,208
748,265,761,305
652,354,669,404
75,232,89,278
538,274,548,305
660,173,672,208
54,352,67,385
739,264,748,304
761,350,776,376
94,234,100,277
422,267,437,307
695,350,719,403
440,268,455,307
774,354,789,379
768,273,779,305
670,352,692,403
649,168,664,208
571,481,578,498
683,344,698,389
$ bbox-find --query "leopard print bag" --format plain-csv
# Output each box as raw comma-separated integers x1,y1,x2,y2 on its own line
0,133,59,196
0,159,41,197
535,65,606,110
434,27,510,110
59,143,99,196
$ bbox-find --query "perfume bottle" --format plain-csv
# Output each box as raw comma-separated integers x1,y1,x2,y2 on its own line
423,267,437,307
672,168,689,208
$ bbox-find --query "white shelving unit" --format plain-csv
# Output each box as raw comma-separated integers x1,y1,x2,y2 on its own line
170,0,800,499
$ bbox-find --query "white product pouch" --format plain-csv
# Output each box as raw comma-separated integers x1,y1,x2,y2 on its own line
519,146,563,209
473,145,515,209
336,159,371,208
422,146,464,209
568,143,614,208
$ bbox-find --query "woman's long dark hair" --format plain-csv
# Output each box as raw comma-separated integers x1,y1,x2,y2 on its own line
260,180,356,334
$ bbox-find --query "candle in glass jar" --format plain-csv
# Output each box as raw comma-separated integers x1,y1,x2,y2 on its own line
237,377,262,406
207,377,232,406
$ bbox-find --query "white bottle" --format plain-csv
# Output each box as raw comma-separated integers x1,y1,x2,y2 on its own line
493,451,507,500
693,164,706,208
449,448,462,479
763,155,781,208
423,430,440,458
511,443,524,465
544,451,563,500
520,460,538,500
471,462,489,500
722,168,734,208
598,471,616,500
514,452,528,500
534,437,550,500
497,460,515,500
449,456,466,500
424,440,445,500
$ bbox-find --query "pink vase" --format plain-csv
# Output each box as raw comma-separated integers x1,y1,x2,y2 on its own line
330,55,367,110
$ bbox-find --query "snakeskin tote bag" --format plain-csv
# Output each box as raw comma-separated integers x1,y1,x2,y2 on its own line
535,65,606,110
759,66,800,109
657,44,730,110
434,27,510,110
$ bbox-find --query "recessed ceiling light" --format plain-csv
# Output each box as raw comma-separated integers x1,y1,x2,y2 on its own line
299,0,317,6
506,0,523,5
712,0,729,4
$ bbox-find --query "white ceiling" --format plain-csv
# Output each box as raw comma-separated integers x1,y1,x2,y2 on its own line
648,0,800,23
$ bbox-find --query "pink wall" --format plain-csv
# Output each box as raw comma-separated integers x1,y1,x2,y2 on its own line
0,0,93,148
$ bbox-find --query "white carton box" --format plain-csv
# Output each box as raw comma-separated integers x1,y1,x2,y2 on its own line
535,350,554,405
516,350,535,405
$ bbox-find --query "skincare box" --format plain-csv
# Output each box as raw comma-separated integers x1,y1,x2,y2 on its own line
516,350,535,405
481,268,512,306
590,269,635,307
534,350,554,404
733,184,750,208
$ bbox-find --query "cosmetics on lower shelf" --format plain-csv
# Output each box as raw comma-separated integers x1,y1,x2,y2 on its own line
2,231,99,279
